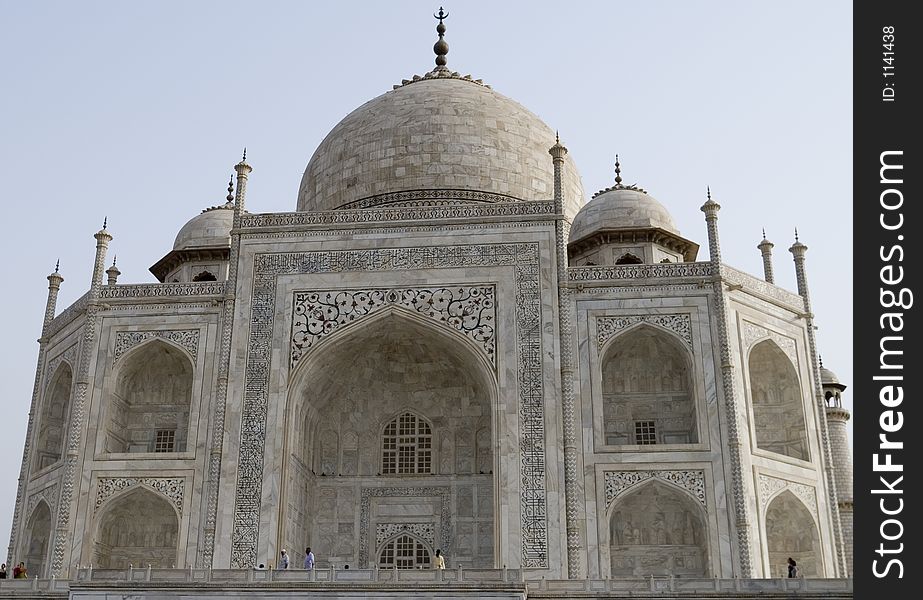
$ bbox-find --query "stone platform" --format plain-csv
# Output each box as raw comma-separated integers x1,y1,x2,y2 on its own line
0,568,853,599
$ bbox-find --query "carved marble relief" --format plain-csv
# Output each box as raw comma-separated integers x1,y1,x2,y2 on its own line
94,477,185,515
291,286,496,369
740,321,797,366
763,487,821,577
113,329,200,363
605,470,706,510
597,314,693,351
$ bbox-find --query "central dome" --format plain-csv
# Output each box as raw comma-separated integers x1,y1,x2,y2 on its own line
297,77,584,218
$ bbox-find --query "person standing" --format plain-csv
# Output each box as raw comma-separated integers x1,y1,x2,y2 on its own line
433,549,446,569
304,547,315,570
13,562,27,579
787,557,798,578
0,563,7,578
279,549,289,570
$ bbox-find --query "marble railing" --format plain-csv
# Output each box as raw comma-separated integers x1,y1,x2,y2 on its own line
721,264,805,310
98,281,226,299
0,571,853,599
568,262,715,281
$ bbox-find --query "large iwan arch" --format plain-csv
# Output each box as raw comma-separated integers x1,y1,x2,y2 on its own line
283,309,497,569
105,339,193,454
748,340,809,460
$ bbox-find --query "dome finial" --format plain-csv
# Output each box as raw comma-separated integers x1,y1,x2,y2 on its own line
762,227,767,239
433,7,449,68
614,154,623,186
103,216,108,230
226,174,235,203
112,255,117,267
794,227,799,242
54,259,60,273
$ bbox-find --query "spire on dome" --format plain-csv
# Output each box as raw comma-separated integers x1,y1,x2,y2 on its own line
614,155,623,186
433,7,449,68
226,175,235,203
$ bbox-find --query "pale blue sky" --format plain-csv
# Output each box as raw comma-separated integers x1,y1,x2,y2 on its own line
0,1,852,556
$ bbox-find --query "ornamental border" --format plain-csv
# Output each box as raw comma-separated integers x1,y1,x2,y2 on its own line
229,243,548,568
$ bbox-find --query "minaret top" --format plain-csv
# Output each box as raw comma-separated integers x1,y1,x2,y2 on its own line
758,228,774,249
433,7,449,68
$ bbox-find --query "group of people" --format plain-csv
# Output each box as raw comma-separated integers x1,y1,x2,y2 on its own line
0,562,29,579
267,547,447,570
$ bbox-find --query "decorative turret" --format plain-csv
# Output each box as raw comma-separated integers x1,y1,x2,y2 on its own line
105,256,121,286
757,229,775,283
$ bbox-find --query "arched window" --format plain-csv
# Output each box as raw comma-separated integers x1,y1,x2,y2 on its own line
615,252,643,265
382,412,432,474
25,501,52,578
192,270,217,282
378,534,431,569
748,341,809,460
94,487,179,568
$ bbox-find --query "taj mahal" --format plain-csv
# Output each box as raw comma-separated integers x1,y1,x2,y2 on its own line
3,9,853,599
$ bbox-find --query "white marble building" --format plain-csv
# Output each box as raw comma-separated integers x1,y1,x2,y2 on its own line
7,12,851,584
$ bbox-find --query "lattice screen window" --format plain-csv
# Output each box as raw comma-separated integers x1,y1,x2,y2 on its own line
378,534,431,569
154,429,176,453
634,420,657,445
382,412,432,474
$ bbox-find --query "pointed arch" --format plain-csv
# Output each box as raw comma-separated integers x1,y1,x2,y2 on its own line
377,532,433,569
748,339,809,460
764,490,822,577
600,323,698,445
608,480,709,577
106,338,193,454
92,486,179,569
24,500,52,578
35,362,73,470
281,309,497,568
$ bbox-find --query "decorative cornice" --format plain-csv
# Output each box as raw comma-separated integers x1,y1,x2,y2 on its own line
722,265,804,311
336,188,521,211
45,293,89,340
394,68,489,90
99,282,226,300
239,201,557,229
569,262,714,281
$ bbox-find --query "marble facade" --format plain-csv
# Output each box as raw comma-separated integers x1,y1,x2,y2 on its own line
7,14,851,590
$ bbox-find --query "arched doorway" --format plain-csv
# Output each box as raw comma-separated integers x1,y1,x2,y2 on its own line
749,341,808,460
106,340,193,454
35,364,72,470
284,311,496,569
93,487,179,568
601,325,697,446
609,481,709,577
765,490,821,577
24,501,52,578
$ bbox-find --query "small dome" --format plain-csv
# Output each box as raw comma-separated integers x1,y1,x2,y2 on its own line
820,365,843,387
173,203,234,251
569,187,678,243
297,77,585,218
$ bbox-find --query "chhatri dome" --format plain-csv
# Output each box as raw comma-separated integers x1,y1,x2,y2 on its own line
296,10,585,219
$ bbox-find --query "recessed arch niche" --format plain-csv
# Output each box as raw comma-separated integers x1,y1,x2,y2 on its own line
105,340,193,454
601,325,697,445
764,490,822,577
283,309,496,569
35,363,72,470
608,481,709,577
24,500,52,578
93,487,180,568
748,340,809,460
